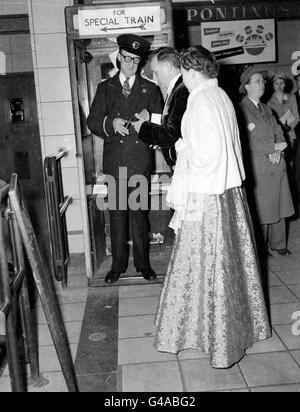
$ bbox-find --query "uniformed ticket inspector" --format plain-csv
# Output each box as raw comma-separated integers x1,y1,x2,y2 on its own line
87,34,162,285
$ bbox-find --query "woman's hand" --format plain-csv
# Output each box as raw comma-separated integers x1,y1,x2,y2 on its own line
113,118,129,136
268,151,281,165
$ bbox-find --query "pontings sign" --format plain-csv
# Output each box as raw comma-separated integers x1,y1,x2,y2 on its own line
78,7,161,36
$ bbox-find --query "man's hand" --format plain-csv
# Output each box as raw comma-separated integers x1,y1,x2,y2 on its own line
113,118,129,136
132,111,149,133
137,109,150,121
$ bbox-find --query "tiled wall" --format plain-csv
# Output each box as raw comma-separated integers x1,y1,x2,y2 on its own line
27,0,85,254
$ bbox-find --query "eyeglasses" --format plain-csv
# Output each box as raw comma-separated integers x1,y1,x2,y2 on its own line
248,79,266,85
119,51,141,65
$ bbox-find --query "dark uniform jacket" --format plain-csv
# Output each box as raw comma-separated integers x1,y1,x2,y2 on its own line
138,76,189,167
87,73,162,178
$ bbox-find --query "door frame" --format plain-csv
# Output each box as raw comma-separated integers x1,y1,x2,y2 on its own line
65,0,174,283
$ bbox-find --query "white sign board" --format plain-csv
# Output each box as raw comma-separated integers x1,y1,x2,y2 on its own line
0,51,6,75
78,7,161,36
201,19,276,64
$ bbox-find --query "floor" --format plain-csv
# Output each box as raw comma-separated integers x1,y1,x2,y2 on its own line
1,220,300,392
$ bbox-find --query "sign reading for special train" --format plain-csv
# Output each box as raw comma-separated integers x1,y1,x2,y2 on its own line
78,7,161,36
201,19,276,64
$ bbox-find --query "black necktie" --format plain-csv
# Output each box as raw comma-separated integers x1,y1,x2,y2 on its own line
122,77,131,98
257,102,264,117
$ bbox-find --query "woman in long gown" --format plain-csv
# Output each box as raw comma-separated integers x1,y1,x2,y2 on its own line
154,47,271,369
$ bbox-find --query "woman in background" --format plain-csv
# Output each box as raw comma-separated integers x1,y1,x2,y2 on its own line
267,72,299,168
154,48,271,369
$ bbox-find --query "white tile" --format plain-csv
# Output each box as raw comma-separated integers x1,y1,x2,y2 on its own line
38,344,78,372
122,362,182,392
118,336,176,365
119,284,162,299
239,352,300,387
38,67,72,102
28,371,68,392
36,302,86,324
251,384,300,392
43,134,77,168
66,200,83,232
180,359,246,392
35,33,68,68
41,101,74,136
37,321,83,346
246,333,285,354
270,286,299,304
61,167,80,199
119,315,156,339
119,296,158,317
31,0,69,34
68,234,84,254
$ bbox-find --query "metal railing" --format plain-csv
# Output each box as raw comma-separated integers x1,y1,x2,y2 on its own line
0,183,40,391
0,175,78,392
44,148,73,288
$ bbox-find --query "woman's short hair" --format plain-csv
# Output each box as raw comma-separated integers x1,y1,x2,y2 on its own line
179,46,219,78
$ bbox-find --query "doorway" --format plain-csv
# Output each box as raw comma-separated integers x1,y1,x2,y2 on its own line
66,1,175,284
0,72,50,267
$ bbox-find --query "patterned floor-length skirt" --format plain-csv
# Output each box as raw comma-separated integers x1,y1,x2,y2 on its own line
154,187,271,368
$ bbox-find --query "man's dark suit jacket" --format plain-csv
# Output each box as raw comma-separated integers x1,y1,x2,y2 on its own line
138,76,189,168
87,73,162,178
295,91,300,138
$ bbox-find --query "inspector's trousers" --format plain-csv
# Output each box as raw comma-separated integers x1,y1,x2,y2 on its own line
108,178,151,273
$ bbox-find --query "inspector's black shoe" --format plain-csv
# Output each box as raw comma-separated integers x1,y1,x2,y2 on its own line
271,248,292,256
140,267,157,281
105,270,122,285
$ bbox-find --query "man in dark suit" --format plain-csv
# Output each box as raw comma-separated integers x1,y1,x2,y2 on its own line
133,47,189,170
87,34,162,284
294,73,300,196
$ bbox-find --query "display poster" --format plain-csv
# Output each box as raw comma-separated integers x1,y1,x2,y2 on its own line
201,19,276,64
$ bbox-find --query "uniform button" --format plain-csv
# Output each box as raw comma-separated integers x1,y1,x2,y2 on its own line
136,140,139,144
120,140,123,144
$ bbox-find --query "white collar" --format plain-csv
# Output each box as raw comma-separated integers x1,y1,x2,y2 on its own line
167,73,181,96
248,96,259,107
189,78,218,99
119,72,136,88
